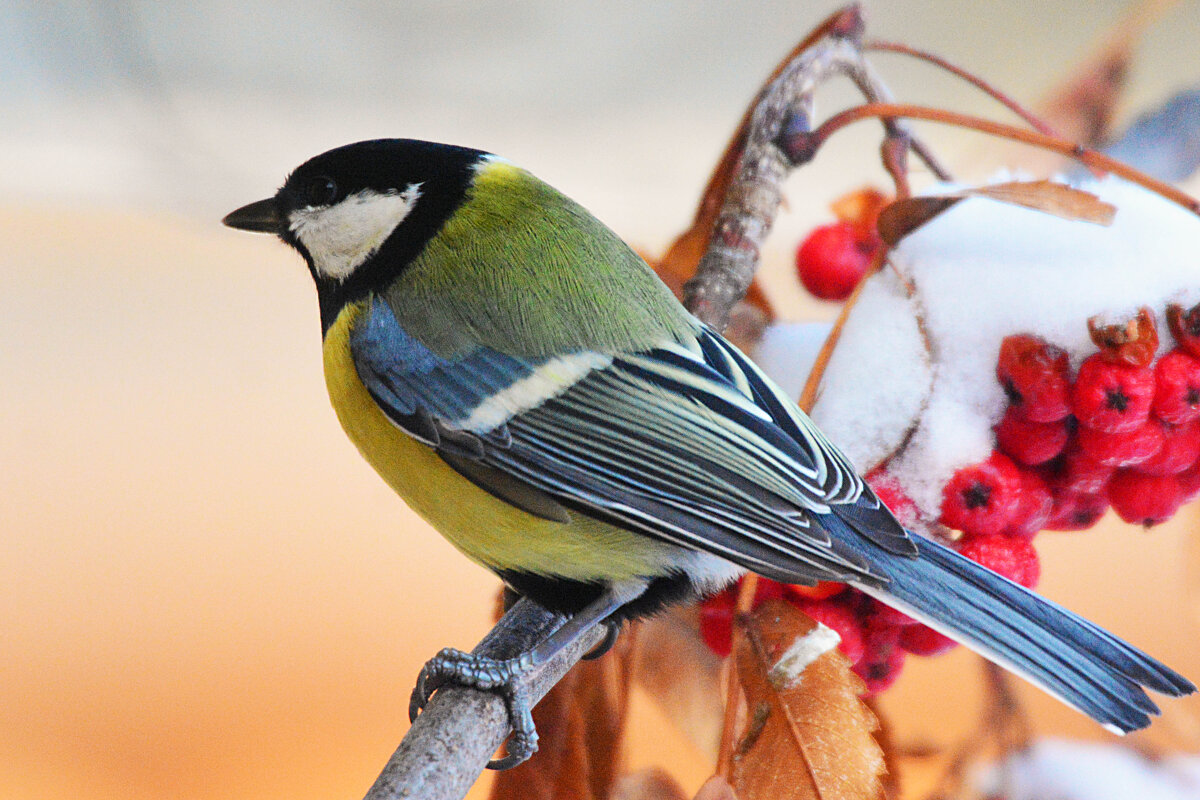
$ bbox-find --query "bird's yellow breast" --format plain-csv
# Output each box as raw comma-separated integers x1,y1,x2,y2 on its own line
321,301,678,582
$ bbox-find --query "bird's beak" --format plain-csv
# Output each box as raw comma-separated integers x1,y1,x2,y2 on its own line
222,198,283,234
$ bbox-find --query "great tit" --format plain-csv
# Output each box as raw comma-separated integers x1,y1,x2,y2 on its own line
224,138,1193,768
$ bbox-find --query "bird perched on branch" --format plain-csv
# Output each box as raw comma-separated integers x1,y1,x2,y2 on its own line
225,138,1193,769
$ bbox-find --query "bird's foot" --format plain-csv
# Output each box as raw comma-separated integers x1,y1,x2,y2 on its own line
408,647,538,770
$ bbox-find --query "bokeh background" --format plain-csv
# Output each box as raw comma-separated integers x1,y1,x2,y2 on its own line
5,2,1200,798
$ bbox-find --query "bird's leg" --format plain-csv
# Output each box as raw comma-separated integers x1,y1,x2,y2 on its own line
408,579,647,770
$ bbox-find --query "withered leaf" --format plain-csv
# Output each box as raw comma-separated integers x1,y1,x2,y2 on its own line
877,181,1115,247
488,621,638,800
730,599,886,800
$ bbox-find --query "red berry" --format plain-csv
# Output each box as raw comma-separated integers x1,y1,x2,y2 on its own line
900,624,959,657
1077,420,1164,467
1153,350,1200,424
1005,469,1052,539
752,579,786,605
784,581,845,601
939,452,1024,536
864,597,917,628
864,466,919,526
996,335,1072,422
1136,420,1200,476
795,221,878,301
697,579,787,657
1108,470,1185,527
1178,461,1200,502
1049,441,1114,494
1167,303,1200,358
1072,354,1155,433
1087,308,1158,367
994,407,1070,465
790,596,866,665
957,534,1040,588
1045,489,1109,531
852,625,905,694
698,594,734,657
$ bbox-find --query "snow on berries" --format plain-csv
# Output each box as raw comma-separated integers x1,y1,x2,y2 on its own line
807,176,1200,530
726,175,1200,695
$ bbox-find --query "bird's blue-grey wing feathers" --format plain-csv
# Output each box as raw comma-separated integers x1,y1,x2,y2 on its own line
349,297,889,584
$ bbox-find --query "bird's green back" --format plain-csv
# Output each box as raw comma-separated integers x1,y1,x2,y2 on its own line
382,160,696,358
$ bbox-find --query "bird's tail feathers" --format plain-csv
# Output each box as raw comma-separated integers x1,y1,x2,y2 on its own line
835,520,1194,733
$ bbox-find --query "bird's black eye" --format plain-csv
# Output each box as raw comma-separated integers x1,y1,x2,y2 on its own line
304,176,338,207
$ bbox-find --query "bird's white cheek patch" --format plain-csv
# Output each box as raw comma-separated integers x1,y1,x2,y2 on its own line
290,184,422,281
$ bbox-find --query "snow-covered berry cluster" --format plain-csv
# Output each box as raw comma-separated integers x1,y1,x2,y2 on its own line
716,305,1200,694
703,177,1200,696
941,306,1200,534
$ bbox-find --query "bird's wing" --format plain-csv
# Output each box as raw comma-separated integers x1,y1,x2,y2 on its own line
352,297,913,584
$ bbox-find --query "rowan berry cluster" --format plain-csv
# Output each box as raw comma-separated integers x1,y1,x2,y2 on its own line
697,303,1200,694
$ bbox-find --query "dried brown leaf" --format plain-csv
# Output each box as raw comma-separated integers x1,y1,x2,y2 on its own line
488,623,638,800
967,181,1116,224
730,600,886,800
876,197,960,248
877,181,1115,246
862,696,902,800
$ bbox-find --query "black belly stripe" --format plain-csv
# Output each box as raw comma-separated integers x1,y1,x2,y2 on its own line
495,569,706,621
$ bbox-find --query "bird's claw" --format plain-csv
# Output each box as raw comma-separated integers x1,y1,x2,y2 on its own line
407,647,540,770
487,692,538,770
581,620,622,661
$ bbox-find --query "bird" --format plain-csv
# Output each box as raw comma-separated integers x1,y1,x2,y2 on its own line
224,138,1194,769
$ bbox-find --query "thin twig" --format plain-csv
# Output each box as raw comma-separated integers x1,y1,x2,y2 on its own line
865,40,1061,137
781,101,1200,216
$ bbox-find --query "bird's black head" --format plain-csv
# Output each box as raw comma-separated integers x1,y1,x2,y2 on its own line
223,138,487,329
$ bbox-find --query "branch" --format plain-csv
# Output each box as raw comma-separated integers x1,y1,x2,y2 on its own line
682,4,946,331
361,599,604,800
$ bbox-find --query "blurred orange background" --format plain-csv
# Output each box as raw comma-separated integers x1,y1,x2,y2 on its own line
4,2,1200,799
